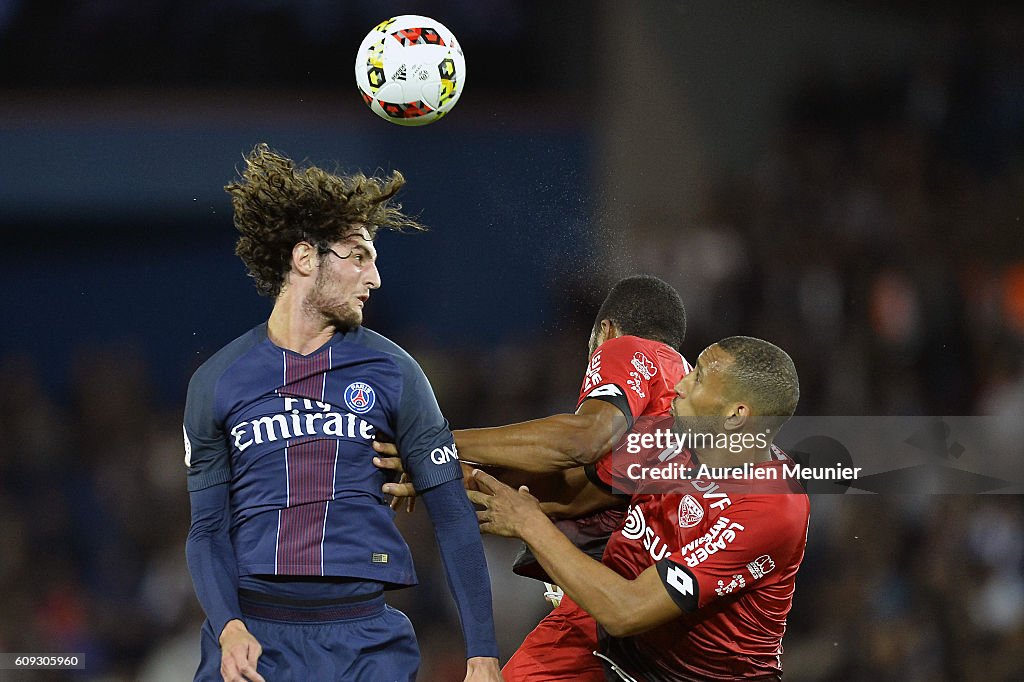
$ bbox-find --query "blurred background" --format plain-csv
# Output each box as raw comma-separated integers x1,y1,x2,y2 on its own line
1,0,1023,679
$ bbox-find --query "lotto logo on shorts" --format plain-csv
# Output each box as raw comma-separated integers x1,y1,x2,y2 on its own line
344,382,376,414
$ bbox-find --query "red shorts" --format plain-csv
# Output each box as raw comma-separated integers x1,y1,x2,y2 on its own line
502,595,606,681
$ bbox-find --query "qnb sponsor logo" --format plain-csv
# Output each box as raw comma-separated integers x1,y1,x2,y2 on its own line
430,442,459,465
679,515,746,568
230,397,376,453
620,504,670,561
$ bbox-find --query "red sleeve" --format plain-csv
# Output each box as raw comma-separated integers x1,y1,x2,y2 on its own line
585,415,684,495
578,336,660,423
656,495,808,613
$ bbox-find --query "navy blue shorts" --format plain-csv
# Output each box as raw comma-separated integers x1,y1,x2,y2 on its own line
195,591,420,681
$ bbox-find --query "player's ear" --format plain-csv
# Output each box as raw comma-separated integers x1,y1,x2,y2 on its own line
723,402,750,431
292,241,319,277
602,319,621,341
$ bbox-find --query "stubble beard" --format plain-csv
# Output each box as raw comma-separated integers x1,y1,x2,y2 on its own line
305,269,362,331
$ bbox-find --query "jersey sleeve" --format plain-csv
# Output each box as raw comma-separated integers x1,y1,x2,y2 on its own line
578,336,660,426
656,495,808,613
395,358,463,492
584,415,681,496
184,366,231,492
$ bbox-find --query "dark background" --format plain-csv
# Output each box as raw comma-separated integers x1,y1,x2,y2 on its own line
1,1,1022,679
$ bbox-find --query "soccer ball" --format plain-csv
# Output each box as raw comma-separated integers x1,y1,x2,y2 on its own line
355,15,466,126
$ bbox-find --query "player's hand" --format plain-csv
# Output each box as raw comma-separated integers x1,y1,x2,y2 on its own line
467,469,545,539
463,656,503,681
218,619,265,682
373,441,418,512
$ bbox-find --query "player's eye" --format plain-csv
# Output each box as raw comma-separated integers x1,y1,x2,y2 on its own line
353,253,364,263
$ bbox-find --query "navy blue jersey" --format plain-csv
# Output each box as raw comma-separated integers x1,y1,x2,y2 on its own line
183,323,462,586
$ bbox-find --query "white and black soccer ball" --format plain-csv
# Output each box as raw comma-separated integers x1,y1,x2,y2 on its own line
355,15,466,126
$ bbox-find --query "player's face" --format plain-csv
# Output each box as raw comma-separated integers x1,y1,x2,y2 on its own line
307,228,380,329
671,344,733,419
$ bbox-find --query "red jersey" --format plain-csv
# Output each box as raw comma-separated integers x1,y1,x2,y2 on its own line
504,444,809,682
576,335,691,421
512,336,691,580
600,446,810,681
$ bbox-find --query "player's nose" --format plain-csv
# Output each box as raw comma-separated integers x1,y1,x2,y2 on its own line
366,261,381,289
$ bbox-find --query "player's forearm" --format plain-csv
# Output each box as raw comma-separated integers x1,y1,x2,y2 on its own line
186,484,244,638
518,512,638,634
455,415,604,473
421,480,500,659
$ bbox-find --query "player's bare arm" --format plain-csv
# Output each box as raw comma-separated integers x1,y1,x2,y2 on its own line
374,445,621,517
372,397,628,500
453,398,629,472
469,469,683,637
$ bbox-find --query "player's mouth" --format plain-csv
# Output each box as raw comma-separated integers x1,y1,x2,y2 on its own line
356,294,369,307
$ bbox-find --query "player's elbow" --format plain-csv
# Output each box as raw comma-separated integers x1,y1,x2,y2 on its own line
587,588,652,638
569,439,605,466
597,611,648,638
563,417,612,466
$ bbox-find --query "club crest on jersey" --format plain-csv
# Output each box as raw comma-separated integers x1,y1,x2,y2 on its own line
344,382,376,414
678,494,704,528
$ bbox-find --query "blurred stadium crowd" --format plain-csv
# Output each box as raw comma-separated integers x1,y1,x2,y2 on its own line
1,1,1023,680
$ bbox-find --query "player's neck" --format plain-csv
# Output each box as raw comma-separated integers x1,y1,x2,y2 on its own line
267,296,336,355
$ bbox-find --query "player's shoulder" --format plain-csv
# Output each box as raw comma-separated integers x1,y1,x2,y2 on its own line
600,335,689,372
728,460,810,529
188,323,268,391
351,326,423,377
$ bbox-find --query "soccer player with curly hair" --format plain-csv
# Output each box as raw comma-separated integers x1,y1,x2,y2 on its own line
183,144,502,682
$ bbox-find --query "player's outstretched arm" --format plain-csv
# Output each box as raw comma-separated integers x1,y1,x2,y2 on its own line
454,399,629,472
374,443,621,518
469,469,683,637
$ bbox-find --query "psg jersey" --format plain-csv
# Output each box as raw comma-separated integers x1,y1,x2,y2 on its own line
183,323,462,586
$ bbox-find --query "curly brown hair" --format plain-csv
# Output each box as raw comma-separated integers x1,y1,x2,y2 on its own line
226,143,427,297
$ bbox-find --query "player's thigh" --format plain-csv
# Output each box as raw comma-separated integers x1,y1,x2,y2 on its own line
344,606,420,681
193,619,223,682
194,608,419,682
503,603,604,682
251,608,419,681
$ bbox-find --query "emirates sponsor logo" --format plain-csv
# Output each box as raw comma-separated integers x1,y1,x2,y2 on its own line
230,397,376,453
